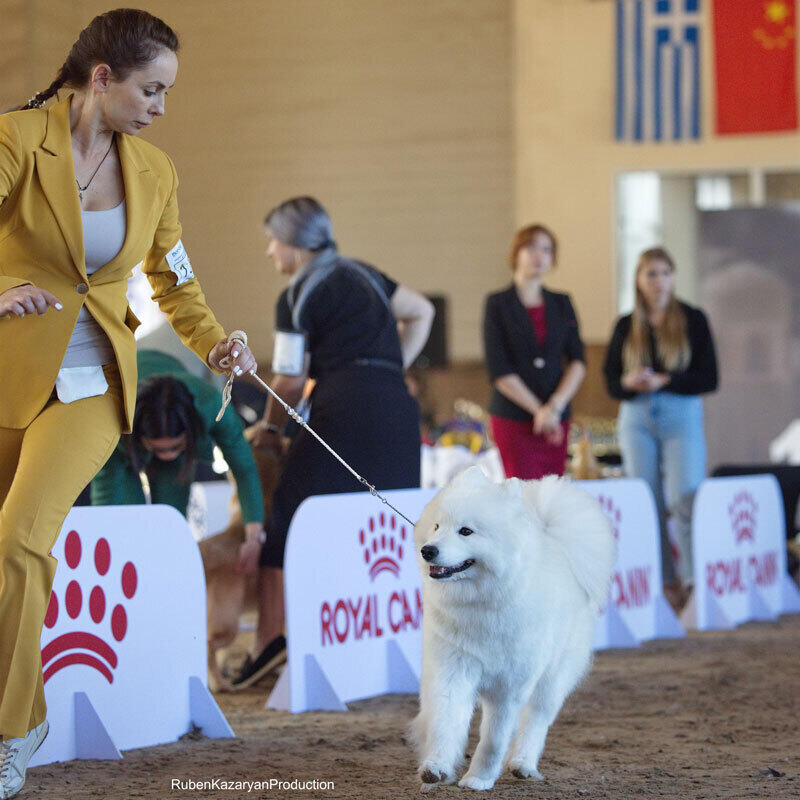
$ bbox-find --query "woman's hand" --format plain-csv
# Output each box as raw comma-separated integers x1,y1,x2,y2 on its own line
621,367,653,392
622,368,669,393
0,285,63,318
236,522,265,574
645,372,670,392
533,403,561,436
207,337,258,376
544,424,565,446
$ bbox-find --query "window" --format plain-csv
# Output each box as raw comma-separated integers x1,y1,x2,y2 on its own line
615,168,800,313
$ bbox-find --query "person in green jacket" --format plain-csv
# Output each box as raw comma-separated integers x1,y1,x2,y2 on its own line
91,350,265,559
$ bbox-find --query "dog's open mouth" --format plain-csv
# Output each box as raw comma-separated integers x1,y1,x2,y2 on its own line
429,559,475,579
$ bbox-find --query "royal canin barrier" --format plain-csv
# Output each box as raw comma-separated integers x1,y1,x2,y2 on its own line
31,505,232,766
682,474,800,630
267,489,436,713
578,479,684,649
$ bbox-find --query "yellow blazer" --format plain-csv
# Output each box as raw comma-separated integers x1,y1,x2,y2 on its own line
0,95,226,431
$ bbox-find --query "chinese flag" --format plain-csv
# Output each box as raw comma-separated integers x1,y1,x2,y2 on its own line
713,0,798,134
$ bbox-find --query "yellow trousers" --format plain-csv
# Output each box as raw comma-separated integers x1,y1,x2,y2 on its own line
0,365,123,739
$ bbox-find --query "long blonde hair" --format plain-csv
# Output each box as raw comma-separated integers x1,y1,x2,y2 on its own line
623,247,690,372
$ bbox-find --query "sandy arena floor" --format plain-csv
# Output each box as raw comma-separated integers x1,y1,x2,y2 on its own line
24,614,800,800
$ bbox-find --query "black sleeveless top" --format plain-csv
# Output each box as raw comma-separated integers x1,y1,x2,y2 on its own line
274,249,401,381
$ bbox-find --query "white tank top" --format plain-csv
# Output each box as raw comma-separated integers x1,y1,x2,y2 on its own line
60,201,126,369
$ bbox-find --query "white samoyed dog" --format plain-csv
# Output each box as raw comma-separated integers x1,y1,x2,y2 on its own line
409,466,615,791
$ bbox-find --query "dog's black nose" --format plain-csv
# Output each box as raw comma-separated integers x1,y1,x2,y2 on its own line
421,544,438,562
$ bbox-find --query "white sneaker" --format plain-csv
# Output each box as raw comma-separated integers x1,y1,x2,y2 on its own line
0,719,49,799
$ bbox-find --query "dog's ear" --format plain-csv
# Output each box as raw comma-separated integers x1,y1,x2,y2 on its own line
453,465,489,490
504,477,523,499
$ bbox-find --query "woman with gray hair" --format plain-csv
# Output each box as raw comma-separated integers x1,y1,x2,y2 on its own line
233,197,434,686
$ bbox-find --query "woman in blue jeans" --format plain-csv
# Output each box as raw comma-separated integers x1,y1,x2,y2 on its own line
603,247,718,606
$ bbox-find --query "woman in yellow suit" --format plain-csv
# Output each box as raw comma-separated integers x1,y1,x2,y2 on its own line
0,10,256,797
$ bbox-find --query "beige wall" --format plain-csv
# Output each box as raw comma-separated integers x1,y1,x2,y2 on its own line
1,0,512,361
513,0,800,343
0,0,28,111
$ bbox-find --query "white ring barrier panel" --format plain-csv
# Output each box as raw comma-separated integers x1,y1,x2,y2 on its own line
578,479,684,650
186,480,236,541
267,489,436,713
684,474,800,630
32,505,233,766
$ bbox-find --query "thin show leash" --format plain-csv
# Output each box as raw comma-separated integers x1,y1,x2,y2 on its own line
216,331,417,527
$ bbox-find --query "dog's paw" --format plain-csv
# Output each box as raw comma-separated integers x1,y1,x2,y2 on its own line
458,769,497,791
419,761,454,785
458,773,496,791
508,760,544,780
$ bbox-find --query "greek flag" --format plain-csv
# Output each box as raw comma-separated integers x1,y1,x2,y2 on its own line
616,0,702,141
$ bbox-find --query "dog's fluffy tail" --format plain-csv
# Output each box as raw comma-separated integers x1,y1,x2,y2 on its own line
522,476,616,608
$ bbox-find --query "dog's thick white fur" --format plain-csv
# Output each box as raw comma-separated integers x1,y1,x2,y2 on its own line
409,467,615,791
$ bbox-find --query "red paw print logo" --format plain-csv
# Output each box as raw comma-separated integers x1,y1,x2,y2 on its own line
41,530,137,684
597,494,622,541
729,491,757,544
360,512,407,581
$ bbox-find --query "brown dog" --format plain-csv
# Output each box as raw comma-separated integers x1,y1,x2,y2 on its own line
198,429,282,692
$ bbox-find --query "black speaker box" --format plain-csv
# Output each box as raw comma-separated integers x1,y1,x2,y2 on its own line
414,294,448,369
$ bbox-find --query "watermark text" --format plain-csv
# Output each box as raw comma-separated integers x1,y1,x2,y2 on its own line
170,777,335,792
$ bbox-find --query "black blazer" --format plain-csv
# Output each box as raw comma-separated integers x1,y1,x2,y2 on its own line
483,286,585,422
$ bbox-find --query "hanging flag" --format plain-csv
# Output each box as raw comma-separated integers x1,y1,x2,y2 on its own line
616,0,703,142
713,0,798,134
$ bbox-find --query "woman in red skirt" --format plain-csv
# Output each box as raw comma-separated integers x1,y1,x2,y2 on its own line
482,224,586,479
